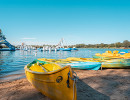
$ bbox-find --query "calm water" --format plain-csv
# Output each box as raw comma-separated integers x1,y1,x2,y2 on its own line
0,48,130,82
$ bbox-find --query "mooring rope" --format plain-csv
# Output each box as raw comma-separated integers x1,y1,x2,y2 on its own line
68,71,78,100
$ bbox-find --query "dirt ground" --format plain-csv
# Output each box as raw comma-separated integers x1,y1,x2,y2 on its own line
0,69,130,100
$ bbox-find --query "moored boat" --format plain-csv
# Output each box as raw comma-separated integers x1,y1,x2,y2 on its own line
59,48,72,51
101,59,130,69
93,50,130,59
24,61,77,100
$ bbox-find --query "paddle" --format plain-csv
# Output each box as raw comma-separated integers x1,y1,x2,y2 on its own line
37,62,50,72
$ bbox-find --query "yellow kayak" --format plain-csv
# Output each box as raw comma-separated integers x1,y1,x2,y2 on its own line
66,57,101,62
94,50,130,59
66,57,130,69
38,57,100,63
24,61,77,100
101,59,130,69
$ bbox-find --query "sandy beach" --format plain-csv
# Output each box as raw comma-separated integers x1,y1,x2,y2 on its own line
0,69,130,100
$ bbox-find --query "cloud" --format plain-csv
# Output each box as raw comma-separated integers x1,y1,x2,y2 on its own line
21,38,36,40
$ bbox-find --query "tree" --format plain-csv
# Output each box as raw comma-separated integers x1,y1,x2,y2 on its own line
115,42,122,48
109,43,115,48
75,44,86,48
123,40,130,48
100,43,104,48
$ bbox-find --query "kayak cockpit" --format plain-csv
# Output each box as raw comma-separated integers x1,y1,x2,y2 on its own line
26,60,62,73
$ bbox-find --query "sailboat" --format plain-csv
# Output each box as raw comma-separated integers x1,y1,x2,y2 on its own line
57,38,77,51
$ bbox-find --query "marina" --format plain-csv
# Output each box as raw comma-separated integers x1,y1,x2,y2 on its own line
19,38,78,52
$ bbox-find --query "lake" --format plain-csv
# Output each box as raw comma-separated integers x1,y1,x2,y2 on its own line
0,48,130,82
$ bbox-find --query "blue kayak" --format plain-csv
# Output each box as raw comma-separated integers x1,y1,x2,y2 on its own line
61,61,101,70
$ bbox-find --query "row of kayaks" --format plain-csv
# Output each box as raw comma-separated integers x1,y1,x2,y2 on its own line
24,50,130,100
24,56,130,100
25,50,130,73
37,58,101,70
24,58,100,100
25,54,130,73
93,50,130,68
37,57,130,69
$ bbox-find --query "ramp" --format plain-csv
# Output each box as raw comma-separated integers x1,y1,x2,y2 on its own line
0,29,15,51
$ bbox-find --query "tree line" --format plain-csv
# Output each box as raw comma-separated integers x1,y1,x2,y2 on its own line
69,40,130,48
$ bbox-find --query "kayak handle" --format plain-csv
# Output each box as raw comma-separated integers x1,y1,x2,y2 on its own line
68,71,78,81
67,71,78,88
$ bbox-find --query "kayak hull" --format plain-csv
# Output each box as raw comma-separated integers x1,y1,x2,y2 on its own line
62,62,101,70
38,58,101,70
25,65,77,100
93,55,122,60
94,52,130,59
101,59,130,68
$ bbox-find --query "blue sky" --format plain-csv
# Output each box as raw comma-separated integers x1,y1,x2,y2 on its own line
0,0,130,45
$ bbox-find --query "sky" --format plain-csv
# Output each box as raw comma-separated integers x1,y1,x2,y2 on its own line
0,0,130,45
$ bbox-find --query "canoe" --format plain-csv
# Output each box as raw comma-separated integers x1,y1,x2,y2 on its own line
66,57,101,62
38,58,101,70
24,60,77,100
61,61,101,70
101,59,130,68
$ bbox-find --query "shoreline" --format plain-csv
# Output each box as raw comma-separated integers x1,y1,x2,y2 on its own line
0,73,25,83
0,69,130,100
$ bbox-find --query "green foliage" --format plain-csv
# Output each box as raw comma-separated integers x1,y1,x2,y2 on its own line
69,40,130,48
75,44,86,48
123,40,130,48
